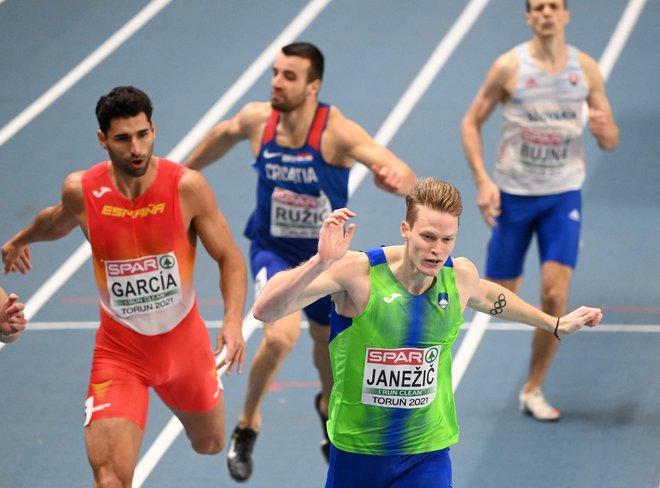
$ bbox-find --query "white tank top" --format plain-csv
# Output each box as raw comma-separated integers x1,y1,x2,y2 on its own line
495,43,589,195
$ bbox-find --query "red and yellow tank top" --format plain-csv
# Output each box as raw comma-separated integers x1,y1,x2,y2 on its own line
82,159,196,335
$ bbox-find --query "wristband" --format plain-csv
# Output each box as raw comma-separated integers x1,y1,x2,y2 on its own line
553,317,561,341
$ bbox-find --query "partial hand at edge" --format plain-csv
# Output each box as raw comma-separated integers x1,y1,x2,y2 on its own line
372,165,404,194
215,317,246,375
1,241,32,275
557,306,603,339
0,294,27,340
476,179,501,228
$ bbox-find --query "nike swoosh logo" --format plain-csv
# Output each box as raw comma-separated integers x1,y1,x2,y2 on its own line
227,437,238,459
383,293,402,304
92,186,111,198
263,149,283,159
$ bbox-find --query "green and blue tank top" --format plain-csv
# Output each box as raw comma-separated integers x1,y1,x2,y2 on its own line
327,247,464,455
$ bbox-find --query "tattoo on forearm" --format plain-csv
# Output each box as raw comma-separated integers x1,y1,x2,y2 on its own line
489,293,507,315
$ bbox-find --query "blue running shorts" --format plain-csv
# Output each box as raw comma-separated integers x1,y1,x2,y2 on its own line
250,242,332,326
486,190,582,279
325,444,452,487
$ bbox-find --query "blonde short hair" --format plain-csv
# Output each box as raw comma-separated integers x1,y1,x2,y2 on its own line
405,177,463,226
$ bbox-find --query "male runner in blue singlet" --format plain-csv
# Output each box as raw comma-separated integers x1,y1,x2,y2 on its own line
185,42,416,481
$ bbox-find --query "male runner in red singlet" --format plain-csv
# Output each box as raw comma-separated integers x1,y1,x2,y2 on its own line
1,86,247,487
0,286,26,344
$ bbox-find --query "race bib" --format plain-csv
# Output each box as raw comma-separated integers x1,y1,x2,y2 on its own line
362,346,440,409
519,128,571,173
270,187,331,238
105,252,183,317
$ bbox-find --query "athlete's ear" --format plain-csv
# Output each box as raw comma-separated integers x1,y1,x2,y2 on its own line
400,220,410,242
150,121,156,137
97,129,108,150
308,78,321,98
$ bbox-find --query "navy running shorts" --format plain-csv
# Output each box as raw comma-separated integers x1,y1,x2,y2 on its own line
250,242,331,326
325,444,452,487
486,190,582,279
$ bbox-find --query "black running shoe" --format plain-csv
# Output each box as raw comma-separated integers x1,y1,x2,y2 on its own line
226,425,258,482
315,393,330,463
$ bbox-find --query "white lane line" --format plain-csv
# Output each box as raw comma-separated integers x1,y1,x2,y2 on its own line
455,0,646,392
346,0,496,394
599,0,647,80
7,0,647,481
348,0,491,193
0,243,91,352
11,0,331,327
25,320,660,333
453,312,490,392
134,2,494,484
167,0,331,163
133,313,263,488
132,2,332,484
480,322,660,333
22,243,92,322
0,0,172,148
581,0,647,120
134,2,491,482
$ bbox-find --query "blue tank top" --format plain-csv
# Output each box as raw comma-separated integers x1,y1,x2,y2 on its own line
244,103,350,262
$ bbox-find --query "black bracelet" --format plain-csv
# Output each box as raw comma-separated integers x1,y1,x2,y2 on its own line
553,317,561,341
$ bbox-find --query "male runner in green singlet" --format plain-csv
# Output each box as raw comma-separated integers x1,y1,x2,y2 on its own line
252,177,602,487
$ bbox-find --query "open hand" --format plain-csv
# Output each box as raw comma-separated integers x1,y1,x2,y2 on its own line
318,208,356,265
2,240,32,275
215,316,246,375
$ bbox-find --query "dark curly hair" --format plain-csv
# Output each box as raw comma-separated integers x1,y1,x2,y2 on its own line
95,86,153,135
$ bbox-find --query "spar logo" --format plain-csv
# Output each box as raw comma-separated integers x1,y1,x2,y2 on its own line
107,256,159,277
426,347,439,363
367,348,424,366
366,347,440,366
159,255,175,269
273,188,324,209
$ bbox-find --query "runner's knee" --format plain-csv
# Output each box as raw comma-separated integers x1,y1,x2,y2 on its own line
191,435,224,455
541,284,568,314
263,327,297,359
92,465,132,488
308,321,330,344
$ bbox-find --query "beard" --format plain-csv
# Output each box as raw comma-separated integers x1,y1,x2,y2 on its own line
270,91,306,112
122,161,150,178
113,152,153,178
271,100,290,112
271,98,296,112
